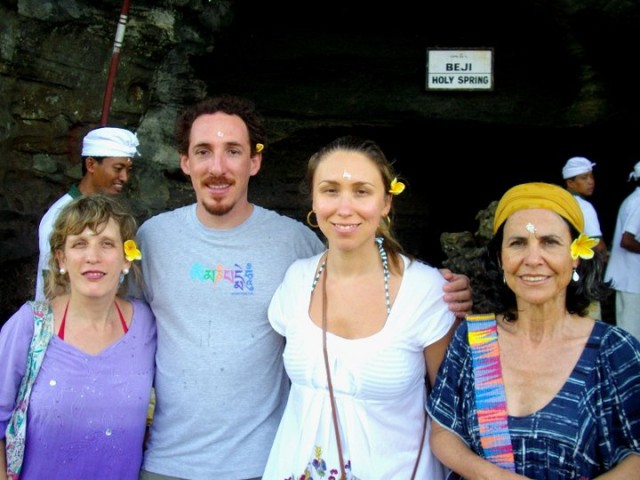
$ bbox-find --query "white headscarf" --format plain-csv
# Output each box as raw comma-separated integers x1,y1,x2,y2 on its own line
82,127,140,158
629,161,640,182
562,156,596,179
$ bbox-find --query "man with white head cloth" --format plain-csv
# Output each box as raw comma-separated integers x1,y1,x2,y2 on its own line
562,156,609,320
34,126,140,300
604,161,640,341
562,156,608,257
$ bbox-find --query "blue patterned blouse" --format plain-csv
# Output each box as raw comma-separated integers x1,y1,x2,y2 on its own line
427,320,640,479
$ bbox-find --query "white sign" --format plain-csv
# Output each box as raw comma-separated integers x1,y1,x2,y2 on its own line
426,49,494,91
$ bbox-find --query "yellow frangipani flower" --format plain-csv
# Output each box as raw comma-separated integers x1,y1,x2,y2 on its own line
570,233,598,260
124,239,142,262
389,178,405,196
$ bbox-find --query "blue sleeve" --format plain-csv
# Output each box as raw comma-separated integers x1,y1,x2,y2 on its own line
426,321,477,446
596,327,640,466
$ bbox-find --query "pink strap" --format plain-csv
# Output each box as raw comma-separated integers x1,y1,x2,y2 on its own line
59,300,128,339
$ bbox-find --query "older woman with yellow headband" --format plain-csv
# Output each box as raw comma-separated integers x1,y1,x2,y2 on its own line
427,182,640,479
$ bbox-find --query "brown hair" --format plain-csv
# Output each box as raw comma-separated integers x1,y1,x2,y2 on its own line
175,95,266,156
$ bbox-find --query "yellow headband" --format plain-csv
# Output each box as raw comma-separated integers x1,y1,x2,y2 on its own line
493,182,584,234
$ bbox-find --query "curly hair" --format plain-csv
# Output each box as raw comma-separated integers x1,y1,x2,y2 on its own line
175,95,266,156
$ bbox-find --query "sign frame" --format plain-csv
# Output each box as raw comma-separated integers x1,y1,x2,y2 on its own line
426,48,494,91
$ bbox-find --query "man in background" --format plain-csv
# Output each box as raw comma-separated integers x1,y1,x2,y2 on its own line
604,161,640,341
562,155,609,320
562,156,608,257
34,126,139,300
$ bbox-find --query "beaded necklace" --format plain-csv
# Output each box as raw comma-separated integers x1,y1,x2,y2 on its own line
311,237,391,316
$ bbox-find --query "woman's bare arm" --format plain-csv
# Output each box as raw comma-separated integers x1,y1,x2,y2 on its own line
429,421,531,480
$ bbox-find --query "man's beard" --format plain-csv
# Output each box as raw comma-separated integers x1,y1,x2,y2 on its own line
202,198,233,217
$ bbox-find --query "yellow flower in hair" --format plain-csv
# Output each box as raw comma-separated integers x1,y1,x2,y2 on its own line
124,240,142,262
570,233,598,260
389,178,405,196
256,143,264,153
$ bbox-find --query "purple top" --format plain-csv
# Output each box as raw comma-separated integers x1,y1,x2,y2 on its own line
0,298,156,479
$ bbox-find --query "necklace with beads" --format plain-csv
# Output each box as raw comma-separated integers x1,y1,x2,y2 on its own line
311,237,391,317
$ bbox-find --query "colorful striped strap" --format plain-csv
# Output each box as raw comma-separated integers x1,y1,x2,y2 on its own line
466,314,516,472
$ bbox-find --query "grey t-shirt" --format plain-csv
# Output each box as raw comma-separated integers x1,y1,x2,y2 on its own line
136,204,324,479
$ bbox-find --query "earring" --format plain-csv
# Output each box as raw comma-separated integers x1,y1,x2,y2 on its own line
572,269,580,282
306,211,318,228
119,269,130,286
503,274,506,284
59,267,66,275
